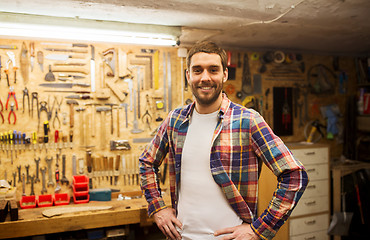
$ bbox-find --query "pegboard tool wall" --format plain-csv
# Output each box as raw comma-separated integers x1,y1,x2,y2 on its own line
0,38,358,200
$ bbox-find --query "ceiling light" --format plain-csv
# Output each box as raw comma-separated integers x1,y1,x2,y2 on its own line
0,12,181,46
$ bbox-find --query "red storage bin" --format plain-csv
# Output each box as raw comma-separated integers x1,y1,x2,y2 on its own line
72,175,89,204
73,192,90,204
20,195,36,209
37,194,53,207
54,193,70,206
73,175,89,186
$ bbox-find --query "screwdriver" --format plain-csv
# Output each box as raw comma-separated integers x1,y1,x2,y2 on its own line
0,133,3,153
4,132,9,158
44,121,49,153
32,132,37,153
13,130,18,157
54,130,59,151
9,130,13,164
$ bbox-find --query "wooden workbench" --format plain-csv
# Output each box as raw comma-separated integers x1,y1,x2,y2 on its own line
0,195,167,239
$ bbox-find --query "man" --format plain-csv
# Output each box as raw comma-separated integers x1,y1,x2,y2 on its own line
140,41,308,240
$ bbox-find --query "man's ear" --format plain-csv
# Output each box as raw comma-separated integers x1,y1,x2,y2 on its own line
186,69,190,83
223,68,228,82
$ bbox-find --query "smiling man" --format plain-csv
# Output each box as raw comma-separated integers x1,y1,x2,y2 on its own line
139,41,308,240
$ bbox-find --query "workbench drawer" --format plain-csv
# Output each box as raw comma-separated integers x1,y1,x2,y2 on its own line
301,179,329,199
291,195,329,217
304,163,328,181
289,213,329,236
291,147,328,164
290,230,329,240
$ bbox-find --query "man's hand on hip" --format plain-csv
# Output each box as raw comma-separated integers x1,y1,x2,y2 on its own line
214,223,260,240
153,208,182,240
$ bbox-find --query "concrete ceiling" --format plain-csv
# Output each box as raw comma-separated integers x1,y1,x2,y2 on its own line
1,0,370,55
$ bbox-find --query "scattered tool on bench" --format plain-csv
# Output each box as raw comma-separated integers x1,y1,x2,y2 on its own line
42,205,112,218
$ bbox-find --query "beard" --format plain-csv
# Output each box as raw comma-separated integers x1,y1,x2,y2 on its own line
190,81,223,106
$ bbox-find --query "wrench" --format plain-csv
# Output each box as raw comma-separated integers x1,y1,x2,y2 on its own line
17,165,22,183
22,173,26,196
34,157,41,182
25,164,30,184
12,172,16,187
46,157,54,187
29,175,35,196
40,167,47,194
61,154,69,185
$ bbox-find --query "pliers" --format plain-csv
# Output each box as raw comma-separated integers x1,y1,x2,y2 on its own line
0,98,4,124
53,109,61,129
5,52,17,85
23,87,30,115
6,87,18,110
8,103,16,124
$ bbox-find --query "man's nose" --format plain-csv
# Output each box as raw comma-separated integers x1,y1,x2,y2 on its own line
200,70,211,81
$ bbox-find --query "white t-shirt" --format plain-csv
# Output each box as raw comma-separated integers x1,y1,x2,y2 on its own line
177,109,243,240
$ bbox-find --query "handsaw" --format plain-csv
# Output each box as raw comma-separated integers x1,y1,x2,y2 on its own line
20,42,29,85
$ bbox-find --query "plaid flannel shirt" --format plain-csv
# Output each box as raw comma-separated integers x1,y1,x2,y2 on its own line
139,94,308,239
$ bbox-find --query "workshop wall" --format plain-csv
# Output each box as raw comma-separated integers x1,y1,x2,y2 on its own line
0,38,357,201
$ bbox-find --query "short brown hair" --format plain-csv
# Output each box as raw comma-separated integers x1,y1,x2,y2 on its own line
186,40,227,71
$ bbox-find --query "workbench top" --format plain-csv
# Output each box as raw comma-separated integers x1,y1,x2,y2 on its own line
0,196,165,239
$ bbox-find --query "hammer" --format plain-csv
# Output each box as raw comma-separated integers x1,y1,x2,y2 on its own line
105,103,118,135
66,100,79,128
75,108,86,146
96,106,111,150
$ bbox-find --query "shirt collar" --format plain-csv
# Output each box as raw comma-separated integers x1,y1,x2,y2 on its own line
185,93,230,120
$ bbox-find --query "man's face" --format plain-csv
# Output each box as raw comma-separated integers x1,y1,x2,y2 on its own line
186,52,228,107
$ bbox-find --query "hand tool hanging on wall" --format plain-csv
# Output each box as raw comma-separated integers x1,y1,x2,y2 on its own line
55,154,61,193
20,42,29,85
75,107,86,146
105,103,118,135
66,100,79,128
8,103,16,124
31,92,39,119
102,48,116,77
37,51,44,72
22,87,30,116
6,52,17,84
90,45,96,93
0,98,4,124
96,106,110,150
131,89,143,134
135,55,153,90
60,154,69,185
6,87,18,110
44,65,56,81
45,54,84,61
44,48,88,53
30,42,35,72
0,45,17,50
120,103,128,128
39,82,90,88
